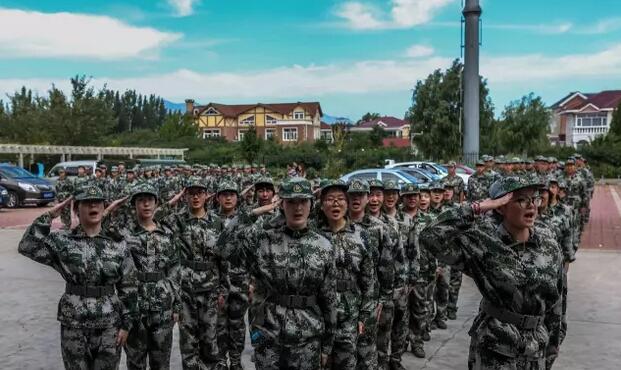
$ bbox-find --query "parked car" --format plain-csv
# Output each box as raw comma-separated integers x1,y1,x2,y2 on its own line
340,168,420,187
395,167,443,184
0,164,56,208
440,163,474,183
0,185,9,208
46,160,98,184
384,161,448,178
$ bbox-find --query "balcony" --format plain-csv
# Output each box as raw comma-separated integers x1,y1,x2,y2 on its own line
572,126,608,135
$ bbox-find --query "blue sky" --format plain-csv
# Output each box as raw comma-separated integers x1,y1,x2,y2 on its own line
0,0,620,120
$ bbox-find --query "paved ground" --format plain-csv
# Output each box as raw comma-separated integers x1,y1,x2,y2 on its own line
1,184,620,369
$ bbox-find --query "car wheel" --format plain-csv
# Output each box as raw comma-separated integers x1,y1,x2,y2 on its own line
6,191,19,208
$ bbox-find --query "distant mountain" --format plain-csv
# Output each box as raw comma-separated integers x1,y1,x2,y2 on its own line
322,114,353,125
164,100,186,112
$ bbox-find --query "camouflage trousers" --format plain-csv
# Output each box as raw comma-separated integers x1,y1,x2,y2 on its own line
355,303,380,370
60,325,121,370
434,265,451,322
468,342,546,370
447,269,463,316
409,277,435,348
333,313,359,370
179,289,223,370
125,313,174,370
254,335,321,370
388,288,410,365
376,299,395,369
226,281,250,367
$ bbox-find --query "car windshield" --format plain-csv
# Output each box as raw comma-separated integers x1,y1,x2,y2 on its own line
0,166,35,178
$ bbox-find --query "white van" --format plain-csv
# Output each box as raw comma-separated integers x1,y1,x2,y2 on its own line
46,160,98,184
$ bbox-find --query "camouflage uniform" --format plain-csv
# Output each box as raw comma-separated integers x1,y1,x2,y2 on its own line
229,178,337,370
420,179,563,370
115,185,182,370
18,186,138,370
160,180,228,370
55,175,74,229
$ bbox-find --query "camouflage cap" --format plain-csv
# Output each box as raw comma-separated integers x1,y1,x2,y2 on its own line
475,160,485,166
130,183,159,203
320,179,349,195
111,166,118,171
495,155,506,164
185,177,209,190
74,185,106,202
447,160,457,167
483,155,494,162
347,179,370,194
429,181,445,191
573,153,583,159
418,183,430,192
126,167,135,173
400,183,420,195
565,158,576,165
279,177,314,199
217,180,239,194
534,155,546,162
368,179,384,190
525,159,534,165
383,179,400,191
488,176,542,200
510,157,521,164
244,165,251,170
254,176,275,188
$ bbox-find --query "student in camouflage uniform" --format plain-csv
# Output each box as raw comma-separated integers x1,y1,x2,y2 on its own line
228,177,337,370
429,182,449,330
55,168,75,230
347,179,396,370
467,160,493,202
108,184,181,370
18,185,137,370
314,180,374,370
443,184,463,321
160,179,227,370
442,161,465,202
420,176,563,370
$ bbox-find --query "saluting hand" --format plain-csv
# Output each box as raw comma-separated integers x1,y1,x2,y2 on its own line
103,196,129,217
48,196,73,219
478,193,513,213
168,188,186,206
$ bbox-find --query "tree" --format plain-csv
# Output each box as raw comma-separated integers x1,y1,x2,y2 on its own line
356,112,380,125
497,93,550,156
369,125,387,147
239,126,263,164
609,99,621,137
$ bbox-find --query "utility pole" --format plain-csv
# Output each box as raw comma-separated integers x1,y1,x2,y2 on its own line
462,0,481,164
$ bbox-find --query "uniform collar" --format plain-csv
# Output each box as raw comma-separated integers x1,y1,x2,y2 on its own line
283,225,309,238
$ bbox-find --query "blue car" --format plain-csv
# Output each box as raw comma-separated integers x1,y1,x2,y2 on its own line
0,164,56,208
340,168,420,187
0,185,8,208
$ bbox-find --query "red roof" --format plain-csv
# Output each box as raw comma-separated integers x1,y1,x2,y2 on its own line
382,137,410,148
320,122,331,130
193,102,323,117
553,90,621,111
358,116,408,129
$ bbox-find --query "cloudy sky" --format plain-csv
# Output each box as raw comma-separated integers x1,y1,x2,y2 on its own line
1,0,620,120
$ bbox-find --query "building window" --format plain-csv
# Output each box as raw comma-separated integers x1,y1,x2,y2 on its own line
240,115,255,126
576,113,607,127
282,127,298,142
238,130,248,141
202,129,221,139
293,111,304,120
266,115,278,125
265,128,276,140
205,107,219,115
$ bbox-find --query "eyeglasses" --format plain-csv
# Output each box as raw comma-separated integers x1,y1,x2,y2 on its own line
324,197,347,204
514,196,543,209
187,190,206,197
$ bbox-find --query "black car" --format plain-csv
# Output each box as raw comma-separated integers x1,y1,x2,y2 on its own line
0,184,8,208
0,164,56,208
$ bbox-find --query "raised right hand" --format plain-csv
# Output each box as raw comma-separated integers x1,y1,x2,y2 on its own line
48,196,73,219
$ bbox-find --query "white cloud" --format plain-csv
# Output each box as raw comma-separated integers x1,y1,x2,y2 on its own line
575,17,621,35
335,0,454,30
487,22,573,34
405,44,434,58
3,43,621,104
0,8,182,60
167,0,200,17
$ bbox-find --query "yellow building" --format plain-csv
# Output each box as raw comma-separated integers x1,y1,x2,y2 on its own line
185,100,323,143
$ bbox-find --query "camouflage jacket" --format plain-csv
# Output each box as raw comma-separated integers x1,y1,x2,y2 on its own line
72,175,93,190
442,174,465,201
161,209,228,295
467,172,496,202
55,177,74,199
538,203,576,263
351,214,396,306
408,211,437,281
116,220,182,320
236,224,337,355
420,204,563,360
381,211,408,290
316,220,375,325
563,173,587,210
579,167,595,198
18,214,138,330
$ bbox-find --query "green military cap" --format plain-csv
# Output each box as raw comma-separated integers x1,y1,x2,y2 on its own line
254,176,275,189
217,180,239,194
347,179,370,194
565,158,575,165
74,185,106,202
488,176,542,200
495,156,506,164
320,179,349,195
95,167,102,173
447,160,457,167
130,183,159,203
475,160,485,166
279,177,313,199
573,153,583,159
400,183,419,195
252,163,258,167
510,157,521,164
58,168,66,173
126,167,135,173
383,179,400,191
418,183,430,192
534,155,546,162
429,181,444,191
260,164,266,168
549,157,558,163
368,179,384,189
244,164,251,170
110,166,118,172
526,159,534,165
221,164,229,169
483,155,494,162
318,178,331,189
99,163,107,169
185,177,209,190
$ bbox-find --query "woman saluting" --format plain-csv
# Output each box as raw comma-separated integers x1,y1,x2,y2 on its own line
420,177,563,370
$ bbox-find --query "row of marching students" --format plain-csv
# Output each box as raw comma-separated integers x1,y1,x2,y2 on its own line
19,172,567,370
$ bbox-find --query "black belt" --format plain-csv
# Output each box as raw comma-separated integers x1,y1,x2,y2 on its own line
136,271,165,282
481,300,544,330
270,295,317,308
66,283,115,298
336,279,357,292
181,259,214,271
